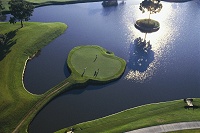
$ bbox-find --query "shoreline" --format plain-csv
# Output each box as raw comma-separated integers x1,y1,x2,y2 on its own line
22,54,40,96
2,0,193,14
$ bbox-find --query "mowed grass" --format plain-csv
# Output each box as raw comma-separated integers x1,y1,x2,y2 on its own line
0,22,67,132
68,45,126,82
56,99,200,133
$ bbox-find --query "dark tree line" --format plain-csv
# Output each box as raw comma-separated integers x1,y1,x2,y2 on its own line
0,0,4,15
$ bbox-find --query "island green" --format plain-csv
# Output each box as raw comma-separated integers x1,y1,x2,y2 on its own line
68,45,126,82
0,22,126,133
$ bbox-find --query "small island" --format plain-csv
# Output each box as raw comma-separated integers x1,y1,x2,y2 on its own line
67,45,126,83
102,0,118,7
135,0,162,33
135,19,160,32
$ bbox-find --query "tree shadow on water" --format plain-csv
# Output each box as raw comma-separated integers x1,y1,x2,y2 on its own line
127,37,154,72
101,6,118,16
0,29,18,61
63,83,115,96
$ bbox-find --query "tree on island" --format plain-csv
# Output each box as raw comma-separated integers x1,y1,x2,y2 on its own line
9,0,34,28
139,0,162,21
135,0,162,33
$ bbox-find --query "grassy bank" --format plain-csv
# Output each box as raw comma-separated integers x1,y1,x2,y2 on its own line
2,0,191,12
56,99,200,133
2,0,101,12
0,22,67,132
0,22,127,132
27,0,102,6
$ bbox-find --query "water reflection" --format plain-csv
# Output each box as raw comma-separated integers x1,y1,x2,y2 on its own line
127,37,154,72
126,35,155,82
124,2,176,82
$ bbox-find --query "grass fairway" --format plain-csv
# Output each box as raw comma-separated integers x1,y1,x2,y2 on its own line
0,22,67,132
56,99,200,133
68,45,126,82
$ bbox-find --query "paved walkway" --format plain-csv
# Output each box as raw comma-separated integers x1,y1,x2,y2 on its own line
126,121,200,133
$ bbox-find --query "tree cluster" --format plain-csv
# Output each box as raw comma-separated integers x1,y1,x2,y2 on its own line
0,0,4,18
139,0,162,19
9,0,34,28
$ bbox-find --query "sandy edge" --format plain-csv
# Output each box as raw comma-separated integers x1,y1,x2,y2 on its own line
21,54,40,96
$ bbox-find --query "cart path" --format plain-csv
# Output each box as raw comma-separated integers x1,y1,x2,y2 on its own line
12,82,70,133
126,121,200,133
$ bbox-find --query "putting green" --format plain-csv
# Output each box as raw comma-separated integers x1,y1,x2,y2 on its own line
67,45,126,81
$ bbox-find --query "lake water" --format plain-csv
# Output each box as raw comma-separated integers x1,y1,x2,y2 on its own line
22,0,200,132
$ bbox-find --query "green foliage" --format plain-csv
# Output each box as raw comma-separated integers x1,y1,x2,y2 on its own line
0,0,5,22
139,0,162,19
0,0,4,14
9,0,34,27
0,34,5,45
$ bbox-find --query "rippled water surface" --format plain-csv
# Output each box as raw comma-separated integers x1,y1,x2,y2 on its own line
22,0,200,132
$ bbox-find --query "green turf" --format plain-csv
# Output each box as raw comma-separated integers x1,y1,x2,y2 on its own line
56,99,200,133
0,22,67,133
68,45,126,82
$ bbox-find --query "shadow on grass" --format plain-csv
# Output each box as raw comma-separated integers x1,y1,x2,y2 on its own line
0,29,18,61
184,106,199,110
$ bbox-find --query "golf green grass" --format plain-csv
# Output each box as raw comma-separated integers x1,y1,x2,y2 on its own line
56,99,200,133
0,22,67,132
68,45,126,82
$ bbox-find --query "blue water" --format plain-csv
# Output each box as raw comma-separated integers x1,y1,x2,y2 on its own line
22,0,200,132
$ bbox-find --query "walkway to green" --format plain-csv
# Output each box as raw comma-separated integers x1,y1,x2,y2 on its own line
12,80,71,133
11,45,126,133
126,121,200,133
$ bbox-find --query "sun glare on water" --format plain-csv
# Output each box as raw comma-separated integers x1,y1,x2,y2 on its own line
123,2,178,82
